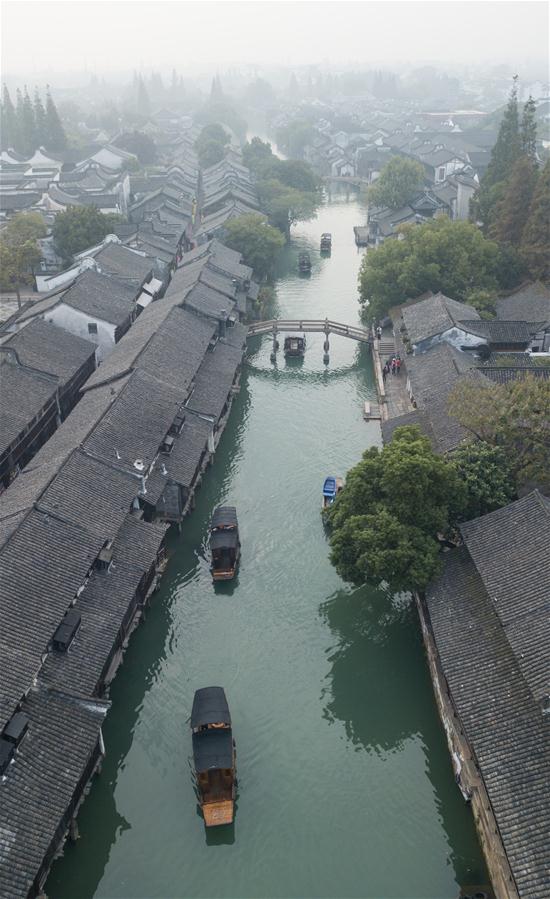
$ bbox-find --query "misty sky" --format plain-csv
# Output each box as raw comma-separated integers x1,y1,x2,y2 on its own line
1,1,548,78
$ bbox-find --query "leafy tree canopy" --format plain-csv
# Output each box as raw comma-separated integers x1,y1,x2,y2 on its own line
358,217,502,324
448,376,550,488
0,212,47,303
52,206,125,261
223,212,284,280
490,155,538,247
326,426,464,592
521,159,550,281
114,130,157,164
449,442,516,520
368,156,425,209
275,119,314,158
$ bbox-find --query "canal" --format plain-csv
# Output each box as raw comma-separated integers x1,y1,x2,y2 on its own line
48,188,485,898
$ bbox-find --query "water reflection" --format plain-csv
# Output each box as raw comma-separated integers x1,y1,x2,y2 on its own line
321,587,487,886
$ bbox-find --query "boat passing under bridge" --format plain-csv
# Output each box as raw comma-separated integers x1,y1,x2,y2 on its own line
247,318,372,364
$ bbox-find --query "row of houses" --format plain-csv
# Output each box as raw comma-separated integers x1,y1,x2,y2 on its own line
0,122,264,895
379,282,550,898
0,290,247,897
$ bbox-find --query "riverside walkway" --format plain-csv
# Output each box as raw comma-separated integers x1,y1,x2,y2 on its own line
371,325,414,420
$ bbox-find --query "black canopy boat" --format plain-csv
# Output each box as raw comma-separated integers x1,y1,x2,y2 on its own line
210,506,240,581
320,232,332,253
191,687,236,827
283,335,307,357
298,252,311,273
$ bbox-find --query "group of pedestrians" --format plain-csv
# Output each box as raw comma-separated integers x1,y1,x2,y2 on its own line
382,355,401,381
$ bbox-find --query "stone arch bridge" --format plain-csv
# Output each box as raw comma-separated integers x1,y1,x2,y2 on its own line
246,318,372,362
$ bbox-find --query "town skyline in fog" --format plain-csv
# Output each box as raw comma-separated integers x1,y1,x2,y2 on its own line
2,1,549,81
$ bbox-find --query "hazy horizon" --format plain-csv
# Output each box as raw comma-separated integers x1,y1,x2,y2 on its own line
2,1,549,82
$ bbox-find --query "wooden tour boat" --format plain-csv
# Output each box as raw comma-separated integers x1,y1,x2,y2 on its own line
283,335,307,357
191,687,236,827
298,252,312,273
320,233,332,253
322,476,344,509
210,506,240,581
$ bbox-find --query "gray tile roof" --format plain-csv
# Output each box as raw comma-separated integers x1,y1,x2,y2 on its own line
91,243,154,287
0,509,100,730
58,269,137,326
460,491,550,706
0,362,58,455
380,409,436,449
146,414,211,503
2,318,96,386
405,343,484,453
188,327,245,420
0,688,108,899
83,369,183,474
184,281,235,321
39,516,167,697
459,320,541,345
402,293,480,345
496,282,550,325
425,545,550,899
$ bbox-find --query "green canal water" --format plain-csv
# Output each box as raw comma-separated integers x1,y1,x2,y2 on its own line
48,189,485,899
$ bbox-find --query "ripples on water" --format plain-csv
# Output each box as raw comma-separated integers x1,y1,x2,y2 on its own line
47,189,485,899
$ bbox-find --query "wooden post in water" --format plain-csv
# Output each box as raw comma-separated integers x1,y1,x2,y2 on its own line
270,324,278,363
323,318,330,365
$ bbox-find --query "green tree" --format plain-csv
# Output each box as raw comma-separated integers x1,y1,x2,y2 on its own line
275,119,314,158
197,139,226,169
242,137,273,171
449,442,516,520
521,159,550,280
358,217,501,324
33,88,46,146
490,155,538,246
448,376,550,488
472,78,522,230
52,206,125,261
464,288,497,319
223,213,284,280
521,95,538,160
0,212,47,305
1,84,18,149
16,86,36,156
114,130,157,164
257,179,318,239
368,157,425,209
44,86,67,151
326,426,463,592
195,122,230,151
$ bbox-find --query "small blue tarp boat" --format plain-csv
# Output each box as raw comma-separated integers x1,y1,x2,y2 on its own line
322,476,343,509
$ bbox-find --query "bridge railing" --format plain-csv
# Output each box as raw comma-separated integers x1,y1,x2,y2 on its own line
247,319,371,342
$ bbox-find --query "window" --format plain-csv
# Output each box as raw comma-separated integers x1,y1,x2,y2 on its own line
88,322,98,335
438,167,446,182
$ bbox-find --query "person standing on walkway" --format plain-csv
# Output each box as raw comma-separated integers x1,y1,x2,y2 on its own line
376,326,382,340
396,358,401,375
391,358,396,375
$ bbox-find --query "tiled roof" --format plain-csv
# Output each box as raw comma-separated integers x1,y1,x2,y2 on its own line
459,319,541,345
188,326,245,420
2,318,96,386
460,491,550,706
402,292,480,344
425,545,550,899
496,282,550,324
91,243,154,286
57,269,137,325
0,688,108,899
0,362,58,454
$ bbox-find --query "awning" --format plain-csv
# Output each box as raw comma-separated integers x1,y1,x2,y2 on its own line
136,291,153,308
191,686,231,728
192,728,233,772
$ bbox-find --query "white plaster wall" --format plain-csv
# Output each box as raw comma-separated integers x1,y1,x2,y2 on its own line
45,303,116,361
414,327,486,354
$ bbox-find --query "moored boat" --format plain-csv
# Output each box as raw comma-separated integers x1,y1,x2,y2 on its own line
322,476,344,509
320,233,332,253
298,252,311,273
191,687,236,827
283,335,307,357
210,506,240,581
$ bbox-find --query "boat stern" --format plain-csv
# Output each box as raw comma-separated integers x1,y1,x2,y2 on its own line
203,799,234,827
